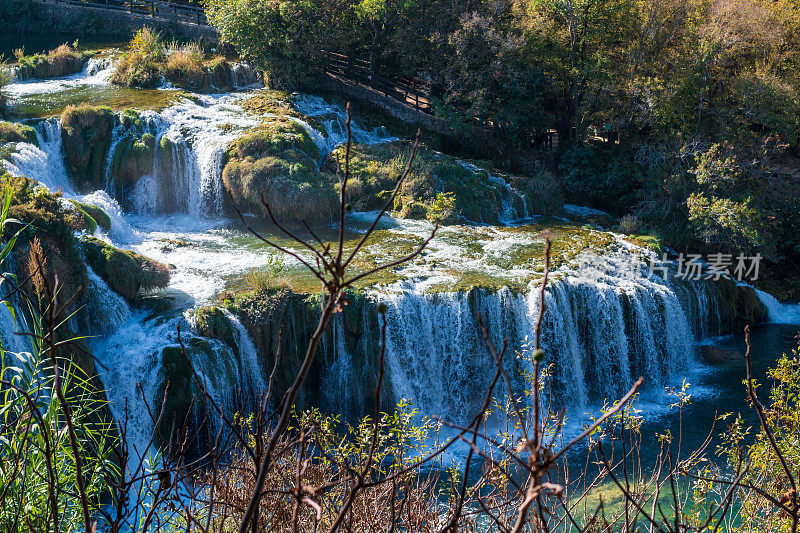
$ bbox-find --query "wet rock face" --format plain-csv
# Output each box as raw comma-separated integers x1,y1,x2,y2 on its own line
60,104,116,192
197,288,387,420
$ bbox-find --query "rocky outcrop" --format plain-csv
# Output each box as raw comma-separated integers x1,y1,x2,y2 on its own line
221,118,336,223
81,236,170,303
198,287,387,419
325,141,564,223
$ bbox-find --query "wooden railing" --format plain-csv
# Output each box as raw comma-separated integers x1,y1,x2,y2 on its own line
318,51,501,138
320,51,434,114
30,0,209,26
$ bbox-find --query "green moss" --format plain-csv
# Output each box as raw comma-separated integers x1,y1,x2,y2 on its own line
222,118,334,223
207,57,233,90
70,200,111,233
2,173,89,313
109,132,155,196
232,118,320,162
81,236,170,302
624,234,663,255
0,122,38,146
196,306,238,352
326,141,563,224
60,104,116,191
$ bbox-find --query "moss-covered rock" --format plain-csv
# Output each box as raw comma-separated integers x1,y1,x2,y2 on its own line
196,306,238,353
208,57,233,90
15,44,91,80
81,236,170,302
222,118,335,223
155,345,196,447
109,132,155,197
69,200,111,234
325,141,563,224
698,277,769,334
0,121,38,145
212,286,386,418
60,104,116,191
2,173,89,318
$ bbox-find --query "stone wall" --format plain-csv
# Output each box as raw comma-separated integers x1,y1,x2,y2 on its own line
29,0,219,41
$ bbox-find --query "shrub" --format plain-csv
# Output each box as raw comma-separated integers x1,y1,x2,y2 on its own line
110,28,165,88
686,191,765,253
164,43,209,92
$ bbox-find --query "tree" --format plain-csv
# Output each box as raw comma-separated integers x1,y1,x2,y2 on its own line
354,0,417,78
206,0,330,89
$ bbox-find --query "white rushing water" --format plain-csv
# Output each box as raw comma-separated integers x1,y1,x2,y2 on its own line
4,55,117,98
374,254,700,423
292,94,396,159
755,289,800,324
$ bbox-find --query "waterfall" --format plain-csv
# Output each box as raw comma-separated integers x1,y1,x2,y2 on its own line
222,308,266,393
755,289,800,324
82,265,131,335
5,118,74,194
292,94,396,159
0,255,30,357
148,97,260,217
373,264,704,422
3,55,117,99
458,161,529,223
230,62,262,89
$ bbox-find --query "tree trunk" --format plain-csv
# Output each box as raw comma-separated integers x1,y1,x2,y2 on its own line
369,45,380,80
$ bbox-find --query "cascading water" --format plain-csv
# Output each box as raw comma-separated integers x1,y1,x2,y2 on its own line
115,97,261,217
755,289,800,324
292,94,396,159
0,58,780,469
373,261,701,423
3,54,117,98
